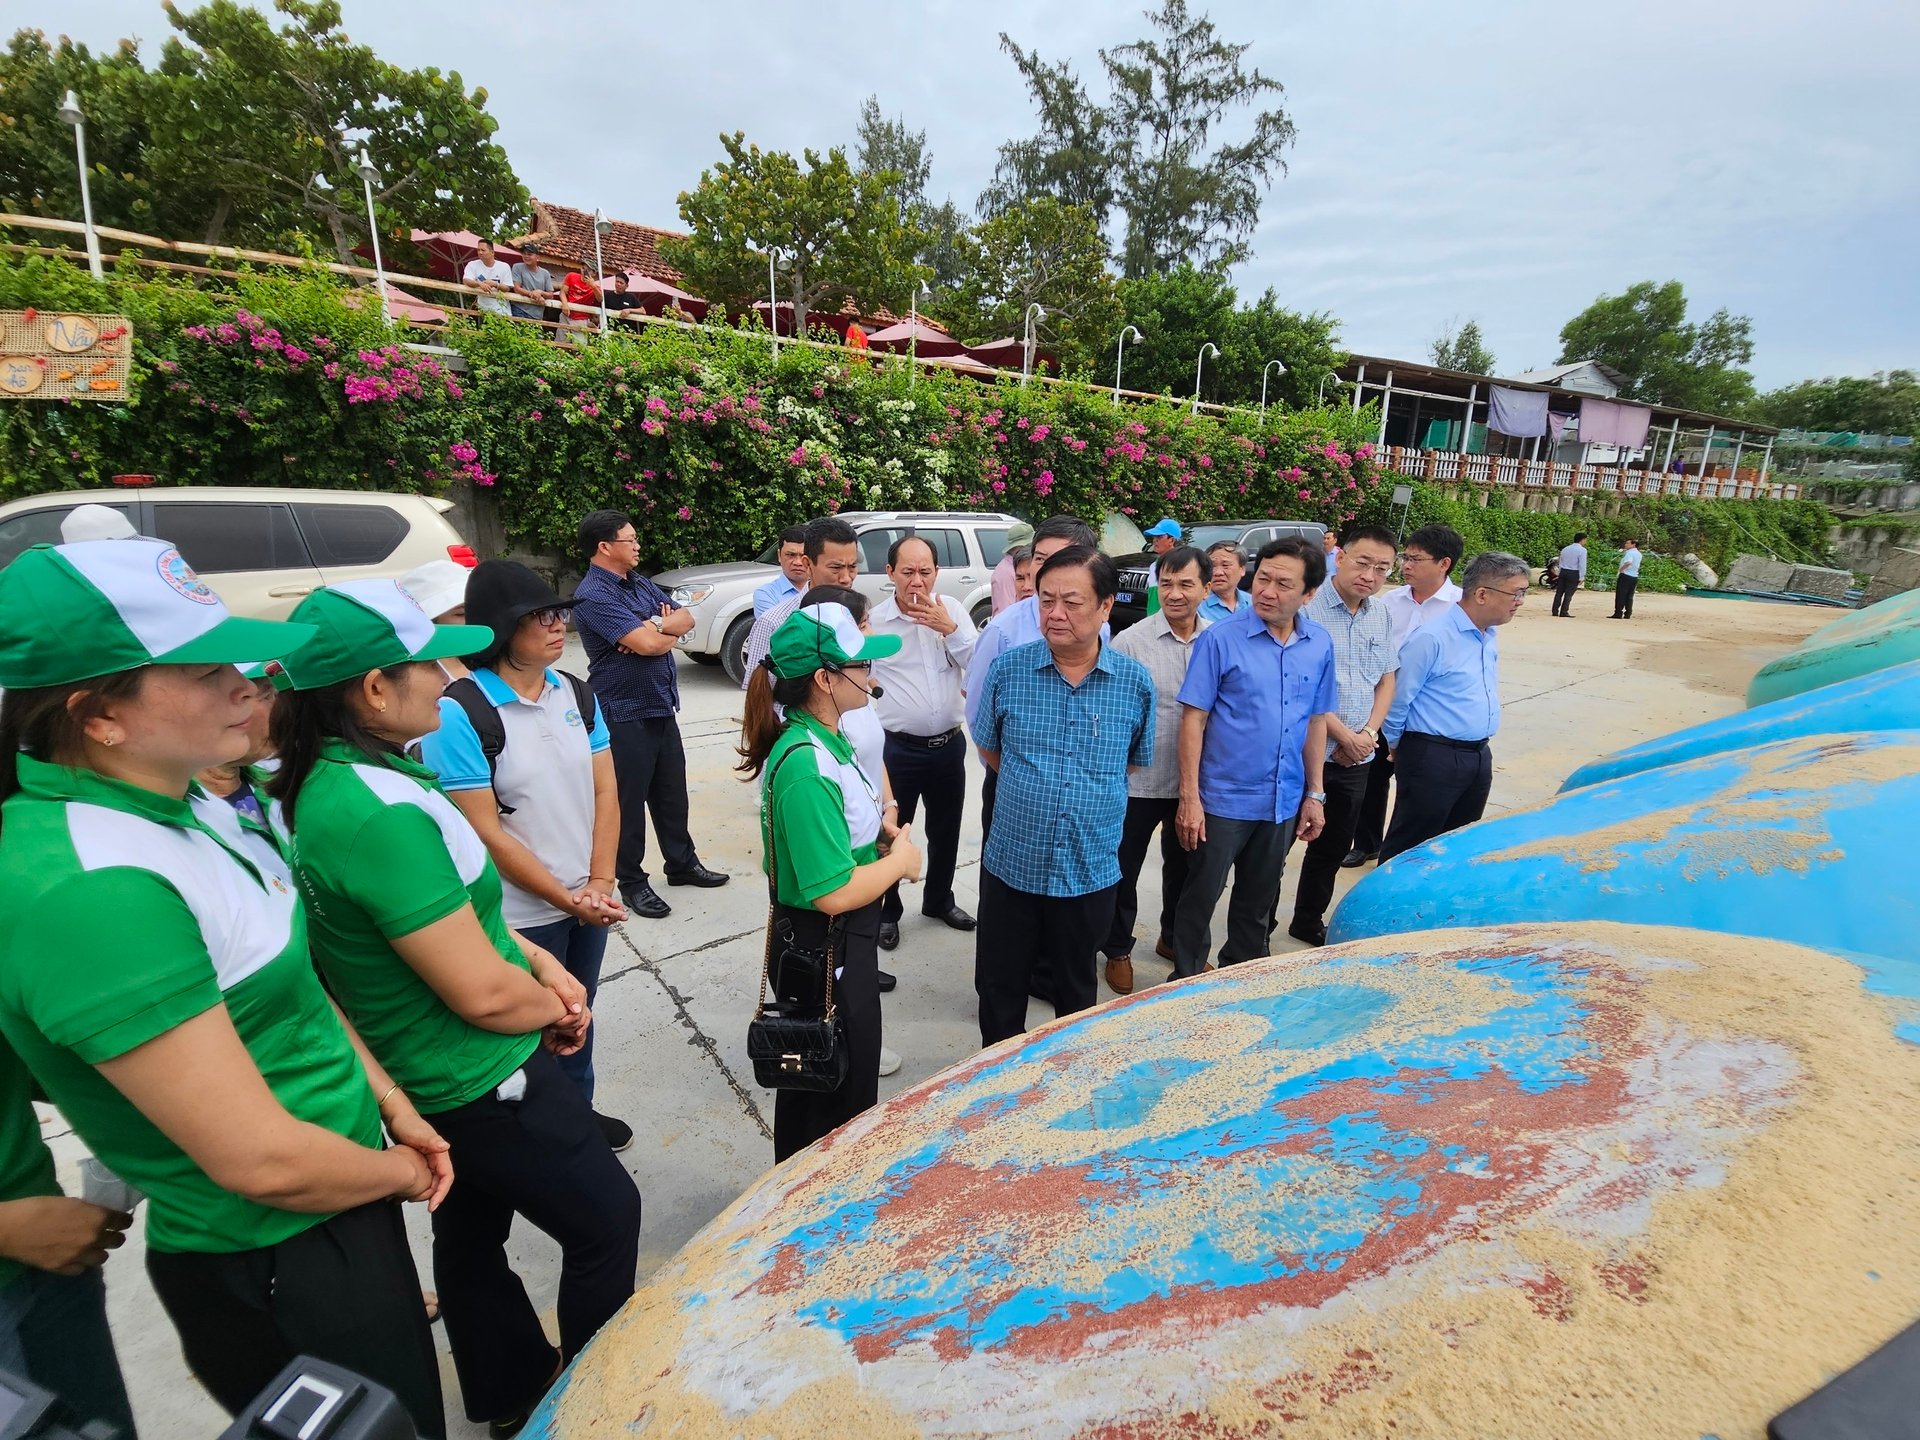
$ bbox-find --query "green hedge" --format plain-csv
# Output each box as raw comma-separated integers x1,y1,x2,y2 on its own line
0,252,1832,578
0,252,1386,569
1354,480,1833,582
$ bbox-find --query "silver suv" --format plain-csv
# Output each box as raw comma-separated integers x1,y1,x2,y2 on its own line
657,511,1024,685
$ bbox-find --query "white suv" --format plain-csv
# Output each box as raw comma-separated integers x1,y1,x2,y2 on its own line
0,486,476,618
657,511,1024,685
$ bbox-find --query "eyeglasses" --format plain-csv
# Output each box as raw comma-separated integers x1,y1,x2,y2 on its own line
1483,585,1530,601
527,607,567,628
1344,560,1393,575
1402,552,1434,564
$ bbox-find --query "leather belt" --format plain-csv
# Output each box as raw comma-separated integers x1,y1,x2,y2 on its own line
1403,731,1489,752
887,726,963,749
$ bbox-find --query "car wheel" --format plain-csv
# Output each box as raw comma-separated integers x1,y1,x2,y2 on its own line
970,599,994,631
720,613,755,687
688,651,721,666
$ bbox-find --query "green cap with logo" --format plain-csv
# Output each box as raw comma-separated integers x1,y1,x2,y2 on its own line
269,580,495,691
767,603,901,680
0,540,315,689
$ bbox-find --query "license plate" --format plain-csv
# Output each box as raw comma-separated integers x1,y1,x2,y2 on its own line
1115,592,1135,603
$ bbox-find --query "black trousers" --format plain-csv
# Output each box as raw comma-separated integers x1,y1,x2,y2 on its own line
0,1268,134,1438
147,1200,444,1439
881,730,967,920
1613,574,1639,618
1103,796,1188,958
427,1047,642,1422
1171,815,1296,978
1379,733,1493,862
1551,569,1582,616
976,869,1116,1046
979,766,998,840
606,713,699,888
771,900,883,1163
1292,758,1377,929
1351,746,1394,856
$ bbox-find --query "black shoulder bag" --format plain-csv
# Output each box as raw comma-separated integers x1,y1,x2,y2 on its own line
746,746,851,1094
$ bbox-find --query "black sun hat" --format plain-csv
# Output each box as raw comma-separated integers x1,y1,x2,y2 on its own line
464,560,576,655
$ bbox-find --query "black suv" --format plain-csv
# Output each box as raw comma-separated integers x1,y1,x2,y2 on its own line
1111,519,1329,629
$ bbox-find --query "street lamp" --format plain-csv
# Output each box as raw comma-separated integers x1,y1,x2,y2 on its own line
58,90,104,281
766,248,790,361
592,208,612,336
1191,342,1219,415
1317,373,1345,406
1021,302,1045,385
1259,359,1288,420
908,279,932,378
354,148,389,323
1112,325,1142,404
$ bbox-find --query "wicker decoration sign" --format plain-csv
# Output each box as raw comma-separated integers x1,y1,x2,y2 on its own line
0,310,133,400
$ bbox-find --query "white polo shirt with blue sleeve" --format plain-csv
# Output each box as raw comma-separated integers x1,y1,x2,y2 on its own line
416,667,610,928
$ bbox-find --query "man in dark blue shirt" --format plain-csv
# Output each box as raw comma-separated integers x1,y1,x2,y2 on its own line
571,509,729,917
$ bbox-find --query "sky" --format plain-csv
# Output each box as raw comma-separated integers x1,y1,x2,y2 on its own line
50,0,1920,389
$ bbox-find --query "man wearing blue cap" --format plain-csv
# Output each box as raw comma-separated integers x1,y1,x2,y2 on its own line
1141,518,1182,617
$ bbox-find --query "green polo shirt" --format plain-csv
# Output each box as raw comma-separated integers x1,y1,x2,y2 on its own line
0,757,380,1255
0,1041,59,1291
288,741,538,1115
762,713,882,911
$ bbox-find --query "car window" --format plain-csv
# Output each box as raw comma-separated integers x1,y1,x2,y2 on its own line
292,502,408,568
148,502,310,573
856,528,907,573
973,527,1011,567
1101,512,1148,555
0,504,138,569
914,528,965,568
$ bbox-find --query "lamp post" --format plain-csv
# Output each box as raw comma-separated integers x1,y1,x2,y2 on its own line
354,148,389,323
1191,342,1219,415
1317,373,1345,406
766,248,787,361
591,208,612,336
908,279,931,376
58,90,104,281
1259,359,1288,420
1021,302,1045,385
1112,325,1142,404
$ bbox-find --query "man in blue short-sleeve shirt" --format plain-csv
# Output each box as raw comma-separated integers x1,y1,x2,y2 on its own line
1170,536,1337,978
970,545,1153,1047
570,510,729,920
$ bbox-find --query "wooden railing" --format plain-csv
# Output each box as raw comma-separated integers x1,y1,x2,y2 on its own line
1376,445,1799,502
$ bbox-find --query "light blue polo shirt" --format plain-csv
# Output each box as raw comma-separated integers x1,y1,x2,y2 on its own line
416,667,610,928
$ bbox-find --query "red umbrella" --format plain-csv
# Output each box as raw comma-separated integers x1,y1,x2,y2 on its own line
598,271,711,320
863,319,965,358
407,229,522,279
342,283,447,324
966,335,1055,374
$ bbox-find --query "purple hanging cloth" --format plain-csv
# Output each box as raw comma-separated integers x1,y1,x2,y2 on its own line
1579,398,1653,449
1546,411,1570,445
1487,385,1549,438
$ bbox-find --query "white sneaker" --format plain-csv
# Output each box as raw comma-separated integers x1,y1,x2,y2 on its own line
878,1046,903,1078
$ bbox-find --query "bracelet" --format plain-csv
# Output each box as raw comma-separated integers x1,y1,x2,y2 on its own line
883,801,899,811
377,1082,401,1112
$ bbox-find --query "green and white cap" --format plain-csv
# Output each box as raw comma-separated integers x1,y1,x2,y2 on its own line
768,603,901,680
270,580,495,691
0,540,315,690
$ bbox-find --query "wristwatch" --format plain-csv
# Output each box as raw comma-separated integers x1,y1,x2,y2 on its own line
1305,790,1328,804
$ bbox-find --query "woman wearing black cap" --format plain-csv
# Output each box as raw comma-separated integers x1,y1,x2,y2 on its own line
417,561,631,1150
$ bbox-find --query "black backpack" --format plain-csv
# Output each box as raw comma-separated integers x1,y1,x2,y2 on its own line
441,671,598,815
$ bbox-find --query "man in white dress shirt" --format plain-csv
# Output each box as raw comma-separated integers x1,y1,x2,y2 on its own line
1551,532,1588,618
868,535,980,951
1346,524,1463,867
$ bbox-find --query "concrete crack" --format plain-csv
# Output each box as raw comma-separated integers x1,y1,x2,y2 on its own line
610,926,771,1139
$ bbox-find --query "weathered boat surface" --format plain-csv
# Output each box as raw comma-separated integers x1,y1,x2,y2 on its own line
525,922,1920,1440
1747,606,1920,707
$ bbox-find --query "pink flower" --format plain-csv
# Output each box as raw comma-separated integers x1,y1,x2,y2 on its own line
1029,424,1050,442
676,506,692,521
991,479,1007,493
1298,487,1312,500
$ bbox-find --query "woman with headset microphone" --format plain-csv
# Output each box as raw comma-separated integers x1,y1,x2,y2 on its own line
736,604,921,1162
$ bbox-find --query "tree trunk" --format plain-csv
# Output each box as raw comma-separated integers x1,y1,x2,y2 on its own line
203,193,233,248
791,273,809,344
323,205,356,269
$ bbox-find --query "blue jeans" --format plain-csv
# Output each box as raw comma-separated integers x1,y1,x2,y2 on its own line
0,1265,136,1437
518,916,610,1103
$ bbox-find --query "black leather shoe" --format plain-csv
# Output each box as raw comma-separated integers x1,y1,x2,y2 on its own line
621,881,670,919
877,969,898,993
666,864,729,888
595,1113,634,1153
925,904,976,931
1287,919,1328,948
1340,848,1376,869
878,922,900,951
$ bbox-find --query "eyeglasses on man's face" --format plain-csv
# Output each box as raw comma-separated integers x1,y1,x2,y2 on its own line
1482,585,1530,601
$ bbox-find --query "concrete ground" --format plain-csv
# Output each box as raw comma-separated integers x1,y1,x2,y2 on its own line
44,585,1835,1438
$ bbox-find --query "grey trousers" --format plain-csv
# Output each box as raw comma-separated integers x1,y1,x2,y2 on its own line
1170,813,1298,978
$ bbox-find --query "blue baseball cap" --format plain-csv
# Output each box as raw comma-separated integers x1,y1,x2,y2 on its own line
1143,517,1182,539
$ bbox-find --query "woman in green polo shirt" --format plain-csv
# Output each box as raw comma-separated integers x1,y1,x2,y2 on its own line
737,604,922,1162
0,540,451,1436
267,580,642,1435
